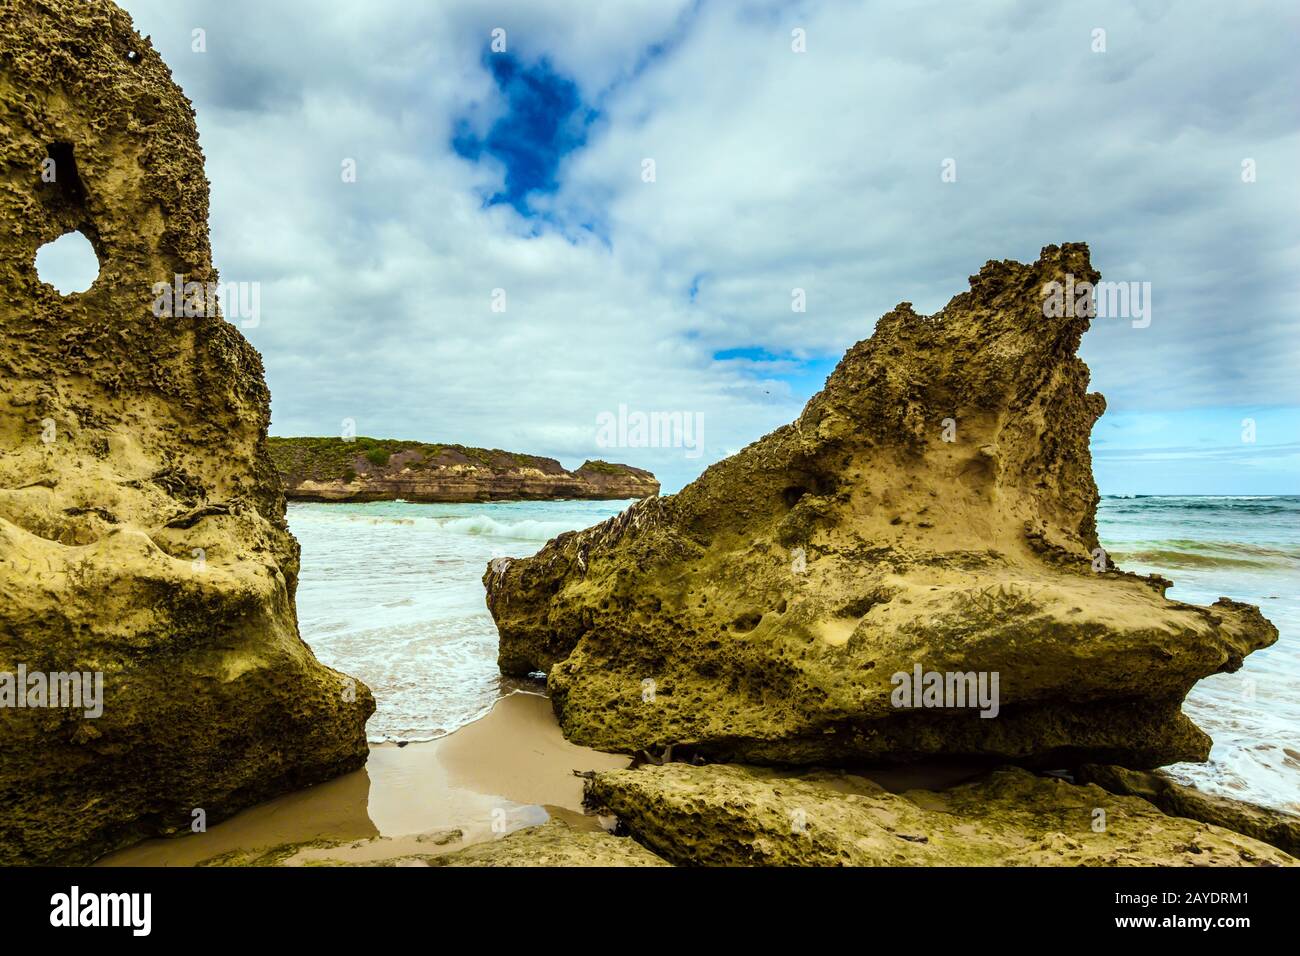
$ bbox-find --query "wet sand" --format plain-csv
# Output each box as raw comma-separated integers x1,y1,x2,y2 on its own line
97,692,629,866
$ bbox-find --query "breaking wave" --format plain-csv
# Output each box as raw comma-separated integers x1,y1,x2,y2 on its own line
429,514,577,541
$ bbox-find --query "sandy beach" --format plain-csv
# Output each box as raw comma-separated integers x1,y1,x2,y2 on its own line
97,689,1005,867
97,692,630,866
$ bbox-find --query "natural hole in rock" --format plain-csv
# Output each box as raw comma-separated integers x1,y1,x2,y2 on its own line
35,230,100,294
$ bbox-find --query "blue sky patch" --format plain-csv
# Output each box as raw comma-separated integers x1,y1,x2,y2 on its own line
452,51,597,216
714,347,839,398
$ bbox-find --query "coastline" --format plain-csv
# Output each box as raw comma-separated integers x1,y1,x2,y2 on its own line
268,437,660,504
282,489,650,504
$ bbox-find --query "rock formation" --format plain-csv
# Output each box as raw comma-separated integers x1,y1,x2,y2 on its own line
0,0,373,864
427,819,669,867
1076,764,1300,857
584,763,1295,866
485,244,1277,769
195,819,669,867
269,437,659,503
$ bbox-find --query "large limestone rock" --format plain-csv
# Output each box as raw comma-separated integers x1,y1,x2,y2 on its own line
0,0,373,864
585,763,1296,867
486,244,1276,768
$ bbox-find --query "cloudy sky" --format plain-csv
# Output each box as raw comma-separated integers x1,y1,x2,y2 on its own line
105,0,1297,493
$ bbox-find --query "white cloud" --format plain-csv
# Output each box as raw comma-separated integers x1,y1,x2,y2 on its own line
119,0,1300,492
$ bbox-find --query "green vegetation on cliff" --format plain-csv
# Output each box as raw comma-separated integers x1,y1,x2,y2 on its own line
267,436,563,482
576,459,627,475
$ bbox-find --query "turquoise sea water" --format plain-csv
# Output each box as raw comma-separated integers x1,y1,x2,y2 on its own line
289,499,632,742
289,495,1298,813
1096,495,1299,813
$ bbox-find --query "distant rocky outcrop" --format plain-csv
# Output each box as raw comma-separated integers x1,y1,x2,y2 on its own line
0,0,373,864
485,244,1277,770
269,436,659,503
584,763,1295,866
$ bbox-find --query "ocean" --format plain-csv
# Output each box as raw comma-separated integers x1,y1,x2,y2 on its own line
1096,495,1299,813
289,499,631,743
290,495,1299,813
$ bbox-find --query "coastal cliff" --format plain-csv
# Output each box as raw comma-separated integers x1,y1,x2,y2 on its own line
0,0,373,865
268,436,659,503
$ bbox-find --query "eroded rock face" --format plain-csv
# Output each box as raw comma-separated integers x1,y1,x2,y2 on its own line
585,764,1296,867
485,244,1276,768
0,0,373,864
